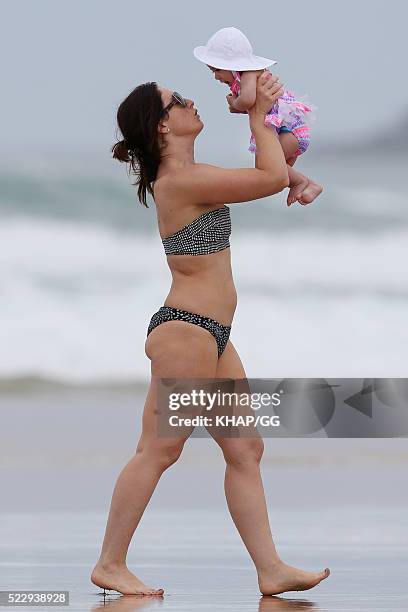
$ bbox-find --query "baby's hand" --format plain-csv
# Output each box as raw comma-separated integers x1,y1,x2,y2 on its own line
226,94,235,107
226,94,247,114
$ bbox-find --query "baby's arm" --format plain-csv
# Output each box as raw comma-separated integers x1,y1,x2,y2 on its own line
230,71,258,112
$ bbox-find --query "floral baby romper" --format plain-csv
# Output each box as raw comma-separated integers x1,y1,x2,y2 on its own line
230,70,315,157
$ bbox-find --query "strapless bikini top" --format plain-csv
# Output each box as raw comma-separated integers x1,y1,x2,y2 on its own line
161,205,231,256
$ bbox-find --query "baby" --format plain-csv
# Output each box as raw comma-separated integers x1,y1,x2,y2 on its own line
194,27,323,206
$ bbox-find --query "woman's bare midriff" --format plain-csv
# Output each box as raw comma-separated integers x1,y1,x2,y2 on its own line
163,247,237,326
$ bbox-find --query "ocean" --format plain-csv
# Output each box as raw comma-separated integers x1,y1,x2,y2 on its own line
1,149,407,386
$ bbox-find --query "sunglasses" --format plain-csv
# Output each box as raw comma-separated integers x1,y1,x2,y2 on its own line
162,91,188,115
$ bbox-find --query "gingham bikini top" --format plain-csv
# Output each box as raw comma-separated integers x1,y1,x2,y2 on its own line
162,205,231,256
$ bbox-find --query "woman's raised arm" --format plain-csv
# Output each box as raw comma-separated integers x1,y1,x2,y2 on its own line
165,72,289,206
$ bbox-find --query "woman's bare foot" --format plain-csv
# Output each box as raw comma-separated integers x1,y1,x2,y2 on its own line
91,561,164,596
297,180,323,206
287,174,309,207
258,560,330,596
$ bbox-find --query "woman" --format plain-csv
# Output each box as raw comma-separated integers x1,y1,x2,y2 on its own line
91,72,330,597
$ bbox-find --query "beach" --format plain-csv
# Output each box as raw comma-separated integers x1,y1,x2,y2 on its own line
1,73,408,612
1,505,407,611
1,384,408,610
2,1,408,608
1,148,408,609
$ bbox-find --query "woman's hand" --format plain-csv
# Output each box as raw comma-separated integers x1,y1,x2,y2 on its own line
249,71,284,117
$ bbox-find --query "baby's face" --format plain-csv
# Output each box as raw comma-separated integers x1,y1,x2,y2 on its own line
207,66,234,85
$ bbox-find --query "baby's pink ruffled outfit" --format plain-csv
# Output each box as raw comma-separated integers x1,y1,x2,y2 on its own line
230,70,315,157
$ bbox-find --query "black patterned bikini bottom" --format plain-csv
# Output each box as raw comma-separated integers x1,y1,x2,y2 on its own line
147,305,231,357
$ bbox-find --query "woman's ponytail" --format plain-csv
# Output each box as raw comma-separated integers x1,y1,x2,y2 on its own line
111,82,163,208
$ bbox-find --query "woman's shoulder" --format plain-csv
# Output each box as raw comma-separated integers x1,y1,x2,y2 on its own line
154,162,235,207
153,165,205,200
156,164,215,185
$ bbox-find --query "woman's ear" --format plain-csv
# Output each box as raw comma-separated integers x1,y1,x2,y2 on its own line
158,122,170,134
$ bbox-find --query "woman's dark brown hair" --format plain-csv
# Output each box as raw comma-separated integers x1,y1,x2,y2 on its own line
111,82,164,207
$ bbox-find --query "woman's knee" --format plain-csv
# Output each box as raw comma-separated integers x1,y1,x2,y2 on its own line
136,437,185,470
222,437,265,468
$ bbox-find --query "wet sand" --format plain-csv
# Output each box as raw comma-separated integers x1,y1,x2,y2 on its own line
0,386,407,610
1,506,407,611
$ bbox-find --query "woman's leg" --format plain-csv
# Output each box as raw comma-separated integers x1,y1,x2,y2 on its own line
209,341,330,596
91,320,219,595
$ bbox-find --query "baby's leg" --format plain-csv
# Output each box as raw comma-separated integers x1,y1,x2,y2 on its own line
278,132,323,207
279,131,299,165
279,132,309,206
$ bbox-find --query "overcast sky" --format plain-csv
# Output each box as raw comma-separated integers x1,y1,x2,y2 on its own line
1,0,407,156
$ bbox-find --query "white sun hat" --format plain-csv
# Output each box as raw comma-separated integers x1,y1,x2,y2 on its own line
193,26,277,71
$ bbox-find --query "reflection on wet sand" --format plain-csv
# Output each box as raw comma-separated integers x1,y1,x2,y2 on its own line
258,595,319,610
92,591,163,611
91,592,319,612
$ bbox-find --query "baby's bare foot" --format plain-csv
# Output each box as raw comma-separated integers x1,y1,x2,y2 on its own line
258,560,330,596
91,561,164,596
297,180,323,206
287,175,309,207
